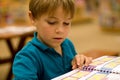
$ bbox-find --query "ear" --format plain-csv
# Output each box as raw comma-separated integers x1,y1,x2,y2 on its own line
28,11,35,24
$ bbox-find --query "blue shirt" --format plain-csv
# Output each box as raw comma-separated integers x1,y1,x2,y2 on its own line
13,32,77,80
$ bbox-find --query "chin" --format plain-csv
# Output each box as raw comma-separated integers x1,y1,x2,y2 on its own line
52,43,61,48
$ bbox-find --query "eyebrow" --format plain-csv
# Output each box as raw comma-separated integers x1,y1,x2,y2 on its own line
48,16,72,20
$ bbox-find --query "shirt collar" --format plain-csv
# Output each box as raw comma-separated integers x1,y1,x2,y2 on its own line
31,32,68,52
31,32,49,51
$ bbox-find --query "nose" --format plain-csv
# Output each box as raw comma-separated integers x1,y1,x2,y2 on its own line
55,25,64,33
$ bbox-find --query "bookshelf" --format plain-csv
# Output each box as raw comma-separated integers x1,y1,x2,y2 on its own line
99,0,120,32
72,0,93,24
0,0,30,27
0,0,95,26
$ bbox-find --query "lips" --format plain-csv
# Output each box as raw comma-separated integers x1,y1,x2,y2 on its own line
53,38,63,41
54,38,63,40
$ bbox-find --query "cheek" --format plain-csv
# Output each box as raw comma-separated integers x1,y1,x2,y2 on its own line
36,21,52,34
64,27,70,35
65,31,69,37
38,27,54,37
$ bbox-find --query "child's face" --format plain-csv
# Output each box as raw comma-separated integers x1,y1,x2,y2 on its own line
33,7,72,48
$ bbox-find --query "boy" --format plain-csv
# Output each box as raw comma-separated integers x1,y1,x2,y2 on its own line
12,0,92,80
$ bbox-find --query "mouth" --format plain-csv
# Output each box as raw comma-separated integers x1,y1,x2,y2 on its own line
53,38,63,41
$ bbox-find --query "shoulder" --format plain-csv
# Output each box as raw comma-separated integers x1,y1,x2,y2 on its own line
62,38,76,53
62,38,77,56
63,38,74,47
13,41,43,70
15,41,43,63
13,42,43,78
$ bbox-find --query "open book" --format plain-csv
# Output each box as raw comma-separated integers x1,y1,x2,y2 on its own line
52,56,120,80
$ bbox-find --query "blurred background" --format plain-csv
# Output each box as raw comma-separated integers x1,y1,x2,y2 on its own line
0,0,120,80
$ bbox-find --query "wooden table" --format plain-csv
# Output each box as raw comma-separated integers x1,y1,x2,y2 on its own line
83,50,119,59
0,26,36,80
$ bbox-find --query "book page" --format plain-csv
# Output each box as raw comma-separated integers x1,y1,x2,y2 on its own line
94,56,120,73
81,56,120,80
52,56,120,80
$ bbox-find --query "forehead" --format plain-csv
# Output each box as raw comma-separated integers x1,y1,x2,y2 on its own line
46,6,72,19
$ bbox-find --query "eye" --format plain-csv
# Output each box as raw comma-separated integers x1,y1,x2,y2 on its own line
47,21,56,25
63,22,70,26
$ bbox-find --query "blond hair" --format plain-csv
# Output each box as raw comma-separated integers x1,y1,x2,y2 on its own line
29,0,75,19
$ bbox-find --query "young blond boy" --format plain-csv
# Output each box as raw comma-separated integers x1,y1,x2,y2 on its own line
12,0,92,80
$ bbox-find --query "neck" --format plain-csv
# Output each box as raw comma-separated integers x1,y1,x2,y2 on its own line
54,46,62,56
